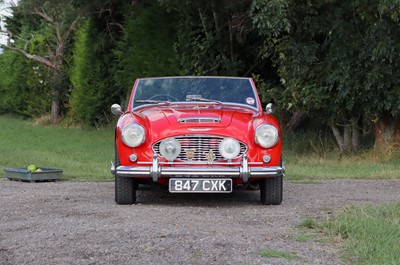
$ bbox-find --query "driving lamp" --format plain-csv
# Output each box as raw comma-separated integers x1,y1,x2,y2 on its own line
219,138,241,160
160,138,181,161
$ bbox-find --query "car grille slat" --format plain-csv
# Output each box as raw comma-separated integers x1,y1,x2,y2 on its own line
153,135,247,162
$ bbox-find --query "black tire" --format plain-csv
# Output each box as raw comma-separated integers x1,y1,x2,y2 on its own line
115,175,136,205
114,146,136,205
260,175,283,205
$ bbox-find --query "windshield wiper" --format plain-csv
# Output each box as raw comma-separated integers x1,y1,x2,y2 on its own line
186,96,222,104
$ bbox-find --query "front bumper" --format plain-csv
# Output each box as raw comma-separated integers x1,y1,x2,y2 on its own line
111,154,285,182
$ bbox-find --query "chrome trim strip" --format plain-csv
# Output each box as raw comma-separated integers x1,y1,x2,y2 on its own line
178,117,221,123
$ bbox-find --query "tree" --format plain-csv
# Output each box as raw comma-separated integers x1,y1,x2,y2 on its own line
70,19,101,125
0,48,51,117
1,0,87,123
250,0,400,151
159,0,272,78
70,17,121,126
113,1,182,95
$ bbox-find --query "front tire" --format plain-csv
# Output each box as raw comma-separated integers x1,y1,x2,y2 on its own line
114,146,137,205
260,175,283,205
115,175,136,205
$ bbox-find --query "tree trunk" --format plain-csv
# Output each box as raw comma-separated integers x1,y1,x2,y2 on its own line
374,112,400,150
286,111,305,131
343,125,351,153
330,119,361,153
351,121,360,152
49,70,64,124
50,88,61,124
330,124,344,152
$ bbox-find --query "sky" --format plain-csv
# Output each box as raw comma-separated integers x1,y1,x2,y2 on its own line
0,0,18,53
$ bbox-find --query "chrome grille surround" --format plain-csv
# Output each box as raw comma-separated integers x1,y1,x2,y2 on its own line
153,135,247,162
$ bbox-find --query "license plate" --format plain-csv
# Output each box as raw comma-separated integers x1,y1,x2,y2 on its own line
169,178,232,193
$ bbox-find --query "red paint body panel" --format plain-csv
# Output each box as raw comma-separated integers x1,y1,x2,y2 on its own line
115,77,282,186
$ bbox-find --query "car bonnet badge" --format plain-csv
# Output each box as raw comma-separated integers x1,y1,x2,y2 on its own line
205,150,216,164
185,149,196,161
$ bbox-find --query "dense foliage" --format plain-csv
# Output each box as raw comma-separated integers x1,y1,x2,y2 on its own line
113,3,181,94
70,18,116,126
251,0,400,151
1,0,399,150
0,49,51,116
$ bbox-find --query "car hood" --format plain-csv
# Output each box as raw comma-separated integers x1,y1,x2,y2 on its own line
134,105,260,140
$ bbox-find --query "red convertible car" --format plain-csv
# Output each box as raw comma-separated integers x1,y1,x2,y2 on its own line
111,76,284,205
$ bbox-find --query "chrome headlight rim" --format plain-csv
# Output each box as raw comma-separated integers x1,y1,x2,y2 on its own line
255,124,279,148
159,137,181,161
121,123,145,147
219,137,241,160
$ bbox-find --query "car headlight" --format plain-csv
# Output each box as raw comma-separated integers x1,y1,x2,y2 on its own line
121,123,145,147
255,124,279,148
219,138,241,160
159,138,181,161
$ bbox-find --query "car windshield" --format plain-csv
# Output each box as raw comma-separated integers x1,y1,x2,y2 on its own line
133,77,258,109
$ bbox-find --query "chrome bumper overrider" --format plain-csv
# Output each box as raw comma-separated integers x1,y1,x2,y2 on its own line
111,154,285,182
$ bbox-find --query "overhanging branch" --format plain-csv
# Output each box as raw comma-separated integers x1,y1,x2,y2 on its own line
33,7,62,44
3,4,84,71
63,15,81,42
33,7,56,24
1,30,57,69
2,44,58,69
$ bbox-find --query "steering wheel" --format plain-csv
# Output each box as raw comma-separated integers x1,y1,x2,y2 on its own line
149,94,179,102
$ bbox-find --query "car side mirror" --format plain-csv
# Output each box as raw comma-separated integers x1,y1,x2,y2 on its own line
265,103,274,114
111,104,123,116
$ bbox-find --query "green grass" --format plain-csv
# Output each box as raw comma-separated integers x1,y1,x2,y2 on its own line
0,116,115,181
292,217,329,243
291,232,320,243
286,179,323,184
283,130,400,180
325,204,400,265
284,154,400,180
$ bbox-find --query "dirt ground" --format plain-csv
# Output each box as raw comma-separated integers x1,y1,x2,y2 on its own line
1,178,399,265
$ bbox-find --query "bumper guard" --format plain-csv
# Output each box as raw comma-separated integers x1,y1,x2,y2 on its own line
111,154,285,182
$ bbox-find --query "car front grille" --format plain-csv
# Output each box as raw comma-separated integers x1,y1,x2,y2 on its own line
152,135,247,162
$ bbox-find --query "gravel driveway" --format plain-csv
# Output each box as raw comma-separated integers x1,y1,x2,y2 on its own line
1,178,399,265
